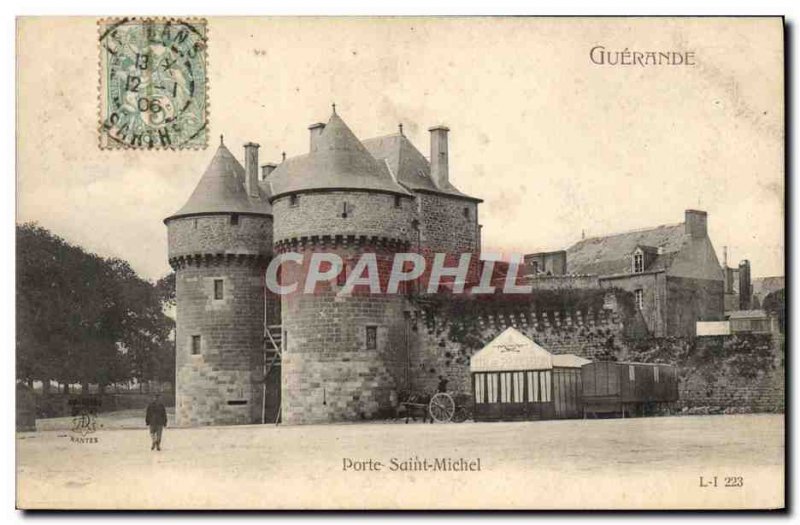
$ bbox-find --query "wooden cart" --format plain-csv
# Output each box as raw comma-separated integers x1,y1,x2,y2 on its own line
399,392,472,423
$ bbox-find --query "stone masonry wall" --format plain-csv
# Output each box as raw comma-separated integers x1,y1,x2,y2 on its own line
272,191,414,244
168,214,272,258
175,262,271,426
417,192,479,256
405,297,783,415
623,334,784,413
279,244,410,424
407,303,626,396
666,276,725,337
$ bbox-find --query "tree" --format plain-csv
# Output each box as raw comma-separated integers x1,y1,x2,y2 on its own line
16,223,175,390
762,289,785,334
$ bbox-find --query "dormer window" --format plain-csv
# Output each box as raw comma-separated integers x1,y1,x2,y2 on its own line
633,252,644,273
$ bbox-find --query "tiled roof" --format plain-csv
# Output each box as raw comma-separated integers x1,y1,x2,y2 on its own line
165,143,272,222
362,133,481,202
266,112,411,199
566,223,688,276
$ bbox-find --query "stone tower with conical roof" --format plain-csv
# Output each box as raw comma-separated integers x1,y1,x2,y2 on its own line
268,110,416,424
165,138,276,426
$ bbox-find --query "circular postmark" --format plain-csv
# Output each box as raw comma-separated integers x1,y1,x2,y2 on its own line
99,18,208,149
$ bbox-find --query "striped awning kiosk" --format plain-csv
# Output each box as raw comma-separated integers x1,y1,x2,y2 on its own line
470,327,555,421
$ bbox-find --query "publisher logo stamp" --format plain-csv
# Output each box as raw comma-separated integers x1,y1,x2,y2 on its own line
69,397,100,443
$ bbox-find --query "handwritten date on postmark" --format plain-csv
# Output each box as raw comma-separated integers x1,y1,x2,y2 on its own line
99,18,208,149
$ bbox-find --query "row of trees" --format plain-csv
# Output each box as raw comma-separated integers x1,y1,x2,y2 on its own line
17,223,175,393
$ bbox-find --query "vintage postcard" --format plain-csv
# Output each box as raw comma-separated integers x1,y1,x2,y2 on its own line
15,16,785,510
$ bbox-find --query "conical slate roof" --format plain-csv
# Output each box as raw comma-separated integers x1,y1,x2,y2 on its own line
362,132,481,202
165,142,272,222
267,112,411,200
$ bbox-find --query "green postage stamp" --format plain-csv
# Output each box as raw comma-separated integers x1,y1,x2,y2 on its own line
98,18,208,149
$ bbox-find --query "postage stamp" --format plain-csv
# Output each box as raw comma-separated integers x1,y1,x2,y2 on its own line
98,18,208,150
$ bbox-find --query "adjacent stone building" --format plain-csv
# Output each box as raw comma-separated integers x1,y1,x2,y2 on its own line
563,210,725,337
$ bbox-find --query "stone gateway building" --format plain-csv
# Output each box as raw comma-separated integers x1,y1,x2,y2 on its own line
165,109,481,426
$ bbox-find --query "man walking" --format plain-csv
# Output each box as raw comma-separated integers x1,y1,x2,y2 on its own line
145,394,168,451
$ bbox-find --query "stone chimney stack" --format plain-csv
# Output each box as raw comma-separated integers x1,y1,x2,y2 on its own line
685,209,708,238
738,260,752,310
429,125,450,189
309,122,326,153
261,163,277,181
244,142,260,197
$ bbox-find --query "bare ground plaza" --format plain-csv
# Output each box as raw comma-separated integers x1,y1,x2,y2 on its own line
16,413,783,509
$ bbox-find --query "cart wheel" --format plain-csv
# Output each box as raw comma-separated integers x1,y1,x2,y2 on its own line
452,406,469,423
429,393,455,423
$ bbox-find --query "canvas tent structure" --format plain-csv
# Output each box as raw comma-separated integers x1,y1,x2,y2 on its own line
470,327,557,421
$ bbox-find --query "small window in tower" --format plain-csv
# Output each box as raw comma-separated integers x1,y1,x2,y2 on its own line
191,335,201,355
214,279,224,300
230,214,239,226
633,252,644,273
193,219,198,229
366,326,377,350
634,289,644,310
463,207,470,219
341,202,349,219
289,194,299,207
394,195,402,208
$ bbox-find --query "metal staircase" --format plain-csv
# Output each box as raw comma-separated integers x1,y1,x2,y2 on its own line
262,324,283,424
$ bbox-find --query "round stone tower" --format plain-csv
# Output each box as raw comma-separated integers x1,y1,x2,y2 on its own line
268,110,415,424
165,138,274,426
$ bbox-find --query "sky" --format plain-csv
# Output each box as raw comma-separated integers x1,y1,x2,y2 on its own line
17,17,784,281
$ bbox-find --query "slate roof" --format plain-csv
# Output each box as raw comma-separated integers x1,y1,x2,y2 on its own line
165,143,272,222
752,276,785,299
727,309,769,320
266,112,411,199
566,223,689,276
362,133,481,202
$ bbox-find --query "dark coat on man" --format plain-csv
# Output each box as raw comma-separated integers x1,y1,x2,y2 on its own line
145,401,168,429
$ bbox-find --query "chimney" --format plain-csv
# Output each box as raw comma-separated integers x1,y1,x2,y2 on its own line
685,209,708,238
738,260,752,310
261,163,277,181
429,125,450,189
244,142,260,197
309,122,326,152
